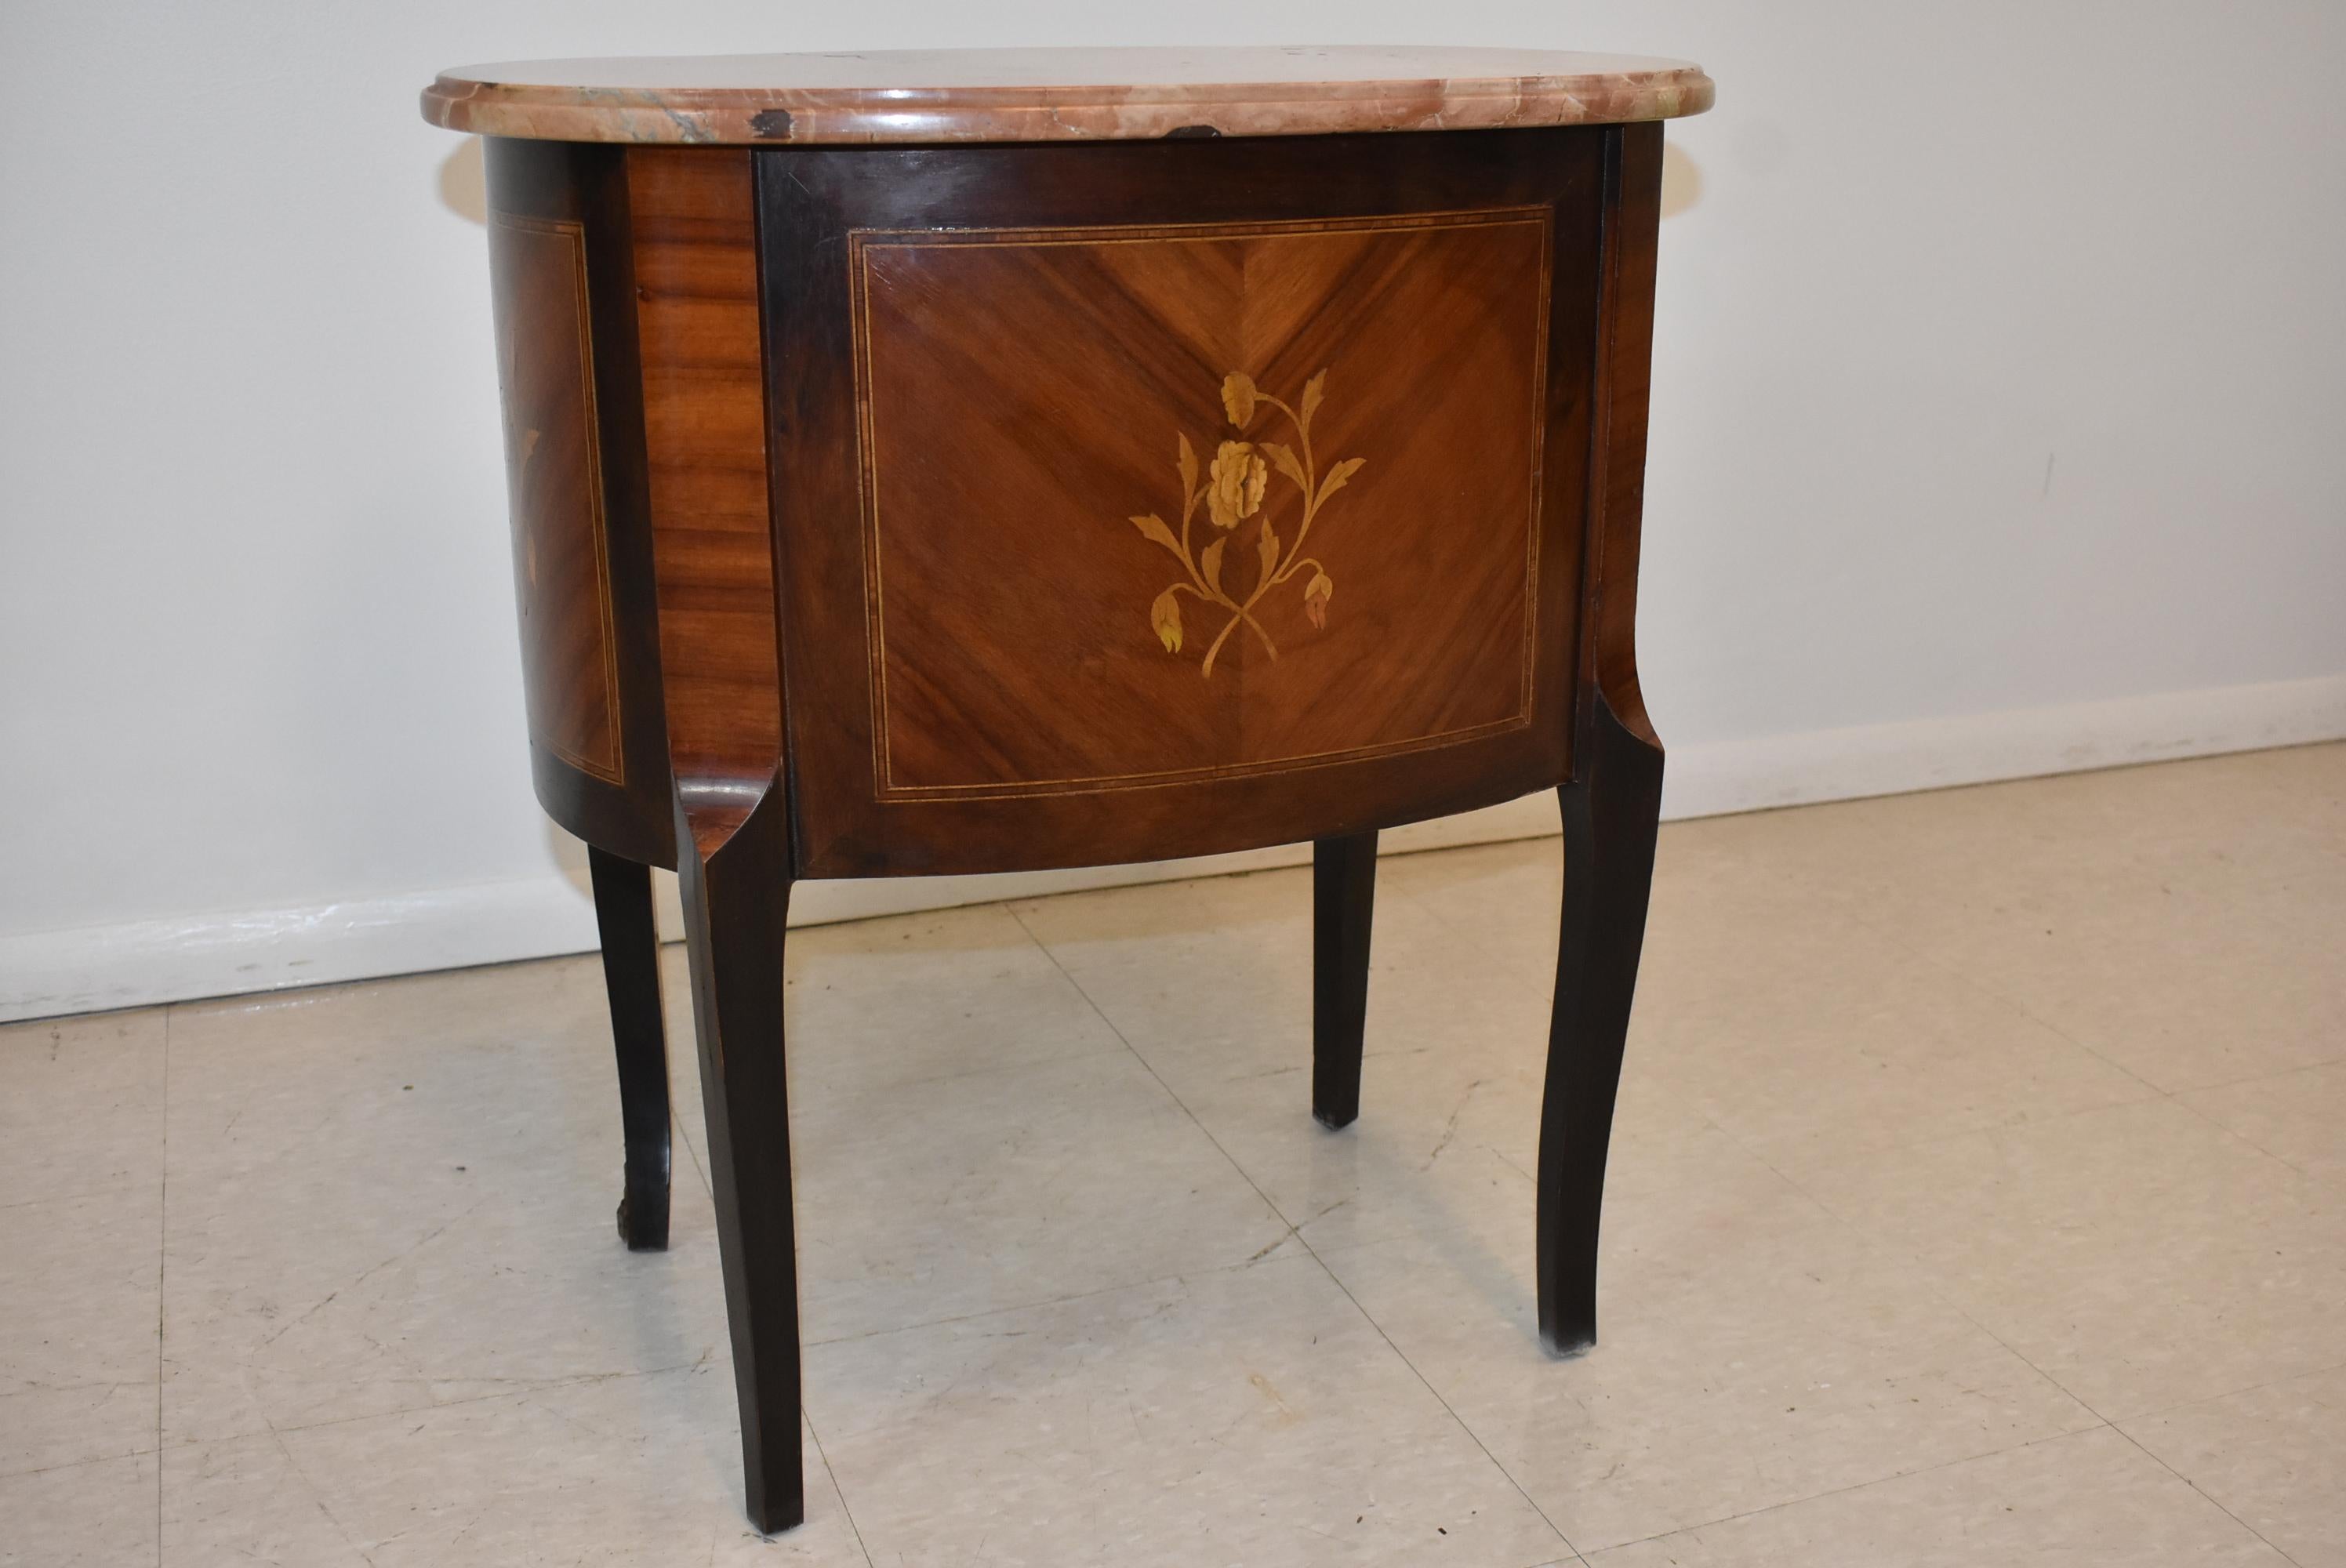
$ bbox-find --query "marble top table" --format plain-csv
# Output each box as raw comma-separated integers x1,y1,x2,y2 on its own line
423,45,1711,1535
423,44,1712,143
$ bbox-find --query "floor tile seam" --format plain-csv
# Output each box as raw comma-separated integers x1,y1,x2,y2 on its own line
1379,874,1567,1015
155,1359,719,1454
2103,1415,2305,1566
799,1250,1322,1352
1288,1218,1579,1558
256,1414,383,1566
2181,1055,2346,1098
1584,1421,2123,1557
2163,1094,2317,1182
1002,900,1309,1234
0,1181,162,1214
1822,899,2174,1098
0,1444,164,1481
1003,898,1574,1551
1675,1106,1934,1247
2108,1356,2346,1426
779,1032,1133,1107
724,1022,1144,1123
672,1106,713,1196
1938,1261,2346,1455
0,1375,161,1403
1711,1120,2155,1439
1734,1085,2181,1194
798,1406,878,1568
1003,891,1549,1250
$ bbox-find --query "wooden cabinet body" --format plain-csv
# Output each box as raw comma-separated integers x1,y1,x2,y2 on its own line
483,125,1664,879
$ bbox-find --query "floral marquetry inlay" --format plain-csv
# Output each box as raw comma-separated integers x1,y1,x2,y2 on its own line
1126,369,1365,678
845,203,1556,801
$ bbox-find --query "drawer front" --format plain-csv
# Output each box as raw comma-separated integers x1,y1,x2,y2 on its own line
761,132,1609,875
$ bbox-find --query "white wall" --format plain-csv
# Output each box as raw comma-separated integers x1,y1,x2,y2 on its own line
5,2,2343,1020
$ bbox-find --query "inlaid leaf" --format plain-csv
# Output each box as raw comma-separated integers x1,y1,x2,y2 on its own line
1260,441,1308,494
1300,368,1327,427
1257,518,1280,584
1200,538,1226,597
1177,431,1198,500
1316,456,1366,504
1128,513,1181,555
1221,372,1258,430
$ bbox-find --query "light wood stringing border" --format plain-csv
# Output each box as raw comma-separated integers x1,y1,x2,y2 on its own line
846,205,1554,802
490,210,624,785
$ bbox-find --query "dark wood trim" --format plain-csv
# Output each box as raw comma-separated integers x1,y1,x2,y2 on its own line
1578,122,1665,753
1536,691,1663,1355
586,845,673,1250
1535,122,1668,1356
676,788,802,1532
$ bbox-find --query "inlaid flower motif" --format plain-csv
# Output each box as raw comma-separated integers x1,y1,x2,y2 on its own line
1303,569,1333,630
1150,588,1183,653
1207,441,1266,529
1115,368,1368,678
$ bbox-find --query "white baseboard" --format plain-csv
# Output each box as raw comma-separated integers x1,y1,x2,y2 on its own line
1658,672,2346,819
6,671,2341,1023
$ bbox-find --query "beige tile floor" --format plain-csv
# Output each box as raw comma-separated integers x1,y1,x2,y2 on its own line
3,743,2341,1566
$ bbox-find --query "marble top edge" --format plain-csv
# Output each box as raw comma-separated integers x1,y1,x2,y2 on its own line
420,46,1713,144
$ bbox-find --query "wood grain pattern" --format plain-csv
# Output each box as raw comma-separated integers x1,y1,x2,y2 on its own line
851,209,1551,800
760,130,1607,877
486,210,623,783
626,147,782,823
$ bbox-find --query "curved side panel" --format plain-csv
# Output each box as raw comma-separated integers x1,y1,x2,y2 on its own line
623,147,783,851
483,137,675,866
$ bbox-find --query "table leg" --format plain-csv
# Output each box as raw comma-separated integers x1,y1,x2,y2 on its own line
586,845,672,1251
677,799,804,1534
1537,694,1664,1356
1312,831,1378,1130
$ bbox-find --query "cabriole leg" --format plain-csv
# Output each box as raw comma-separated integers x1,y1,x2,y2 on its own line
586,844,672,1251
1537,698,1664,1356
677,800,804,1534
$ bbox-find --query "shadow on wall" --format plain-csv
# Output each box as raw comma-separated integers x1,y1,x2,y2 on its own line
440,132,1705,226
1661,141,1701,220
441,137,487,225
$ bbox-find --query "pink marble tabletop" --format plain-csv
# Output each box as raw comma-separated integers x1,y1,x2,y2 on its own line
419,45,1713,146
